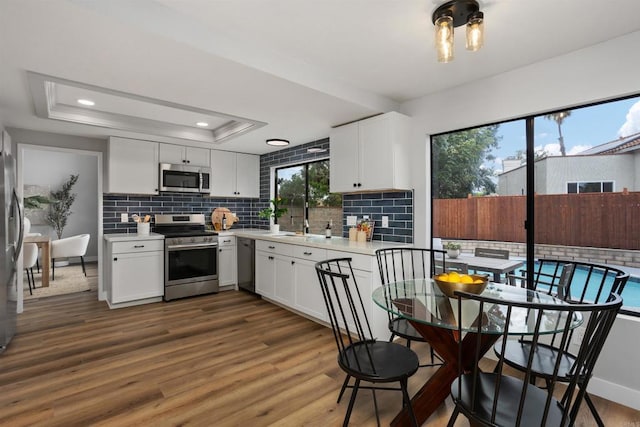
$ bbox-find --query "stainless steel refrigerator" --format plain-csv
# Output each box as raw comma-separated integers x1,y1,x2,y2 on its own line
0,147,23,352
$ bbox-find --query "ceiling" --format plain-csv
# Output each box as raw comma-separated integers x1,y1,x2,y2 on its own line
2,0,640,155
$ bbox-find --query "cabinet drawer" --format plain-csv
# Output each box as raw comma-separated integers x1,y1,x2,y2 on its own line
111,239,164,254
327,250,373,272
218,236,236,247
291,245,327,262
255,240,293,256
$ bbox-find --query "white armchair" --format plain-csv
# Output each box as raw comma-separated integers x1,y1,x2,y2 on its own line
50,234,90,280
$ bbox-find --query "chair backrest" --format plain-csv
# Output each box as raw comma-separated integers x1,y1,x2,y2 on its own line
533,259,629,304
376,247,447,285
24,217,31,234
51,234,91,258
23,243,38,269
453,289,622,426
474,247,509,259
316,258,376,369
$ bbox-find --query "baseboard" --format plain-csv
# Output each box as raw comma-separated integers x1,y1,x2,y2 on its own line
588,376,640,410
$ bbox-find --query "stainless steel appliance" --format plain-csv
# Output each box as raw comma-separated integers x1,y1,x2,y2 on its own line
1,143,23,352
237,237,255,293
159,163,211,194
154,214,218,301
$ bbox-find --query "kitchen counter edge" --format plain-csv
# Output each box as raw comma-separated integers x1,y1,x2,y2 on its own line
219,229,410,255
103,232,165,242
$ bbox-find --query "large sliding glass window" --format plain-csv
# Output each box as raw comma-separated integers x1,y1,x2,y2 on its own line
431,94,640,314
275,159,342,235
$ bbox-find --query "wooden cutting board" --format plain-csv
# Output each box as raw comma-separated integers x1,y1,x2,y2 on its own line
211,208,238,230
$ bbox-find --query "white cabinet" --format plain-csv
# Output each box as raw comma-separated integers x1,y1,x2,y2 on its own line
274,255,295,305
210,150,259,198
255,251,276,298
159,143,210,167
107,137,159,195
104,238,164,306
330,111,411,193
218,236,237,288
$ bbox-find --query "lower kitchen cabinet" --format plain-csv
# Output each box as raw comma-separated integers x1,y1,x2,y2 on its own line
218,236,237,288
255,251,276,298
104,236,164,307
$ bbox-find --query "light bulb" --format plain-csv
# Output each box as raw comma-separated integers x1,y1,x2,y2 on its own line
466,12,484,52
435,15,454,63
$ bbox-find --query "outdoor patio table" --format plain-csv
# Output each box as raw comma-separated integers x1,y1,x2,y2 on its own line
372,279,582,427
445,253,524,282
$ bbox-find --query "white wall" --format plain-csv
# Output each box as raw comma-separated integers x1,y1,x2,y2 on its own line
399,30,640,408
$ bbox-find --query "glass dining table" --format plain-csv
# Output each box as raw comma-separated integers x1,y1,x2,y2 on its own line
372,279,583,427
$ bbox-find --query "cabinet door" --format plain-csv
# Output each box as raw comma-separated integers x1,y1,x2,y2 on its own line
235,153,260,198
273,255,294,305
111,251,163,303
107,137,159,195
159,143,185,165
293,258,328,321
186,147,210,167
218,245,237,286
210,150,237,197
255,251,276,298
330,123,360,192
359,114,395,191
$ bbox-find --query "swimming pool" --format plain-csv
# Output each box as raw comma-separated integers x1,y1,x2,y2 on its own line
514,263,640,314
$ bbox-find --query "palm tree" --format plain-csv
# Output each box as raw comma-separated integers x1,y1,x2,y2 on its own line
545,111,571,156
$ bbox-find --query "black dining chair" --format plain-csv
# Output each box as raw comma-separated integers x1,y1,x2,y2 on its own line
497,259,629,426
448,289,623,427
375,247,447,367
316,258,419,427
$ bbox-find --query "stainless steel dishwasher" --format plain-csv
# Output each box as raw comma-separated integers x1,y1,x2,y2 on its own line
237,237,255,293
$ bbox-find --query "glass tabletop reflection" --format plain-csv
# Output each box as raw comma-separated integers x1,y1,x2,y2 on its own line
372,279,583,335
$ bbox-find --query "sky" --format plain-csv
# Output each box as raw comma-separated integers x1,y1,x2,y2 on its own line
489,95,640,172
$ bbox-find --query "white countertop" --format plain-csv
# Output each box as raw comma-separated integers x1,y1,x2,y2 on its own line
222,228,410,255
103,232,165,242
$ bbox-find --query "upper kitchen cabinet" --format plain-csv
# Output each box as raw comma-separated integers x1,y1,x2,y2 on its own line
210,150,259,198
330,111,411,193
159,143,210,167
106,137,159,195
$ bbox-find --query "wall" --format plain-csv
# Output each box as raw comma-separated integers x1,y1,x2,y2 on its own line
400,30,640,408
259,138,413,242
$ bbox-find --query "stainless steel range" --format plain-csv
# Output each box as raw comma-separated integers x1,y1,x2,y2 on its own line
154,214,218,301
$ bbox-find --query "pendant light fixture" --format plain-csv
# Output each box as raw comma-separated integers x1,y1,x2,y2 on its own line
432,0,484,63
266,138,290,147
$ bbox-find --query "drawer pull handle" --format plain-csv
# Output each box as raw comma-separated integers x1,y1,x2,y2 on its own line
113,257,118,261
223,239,231,243
268,256,274,260
268,245,276,249
134,245,145,248
304,252,313,256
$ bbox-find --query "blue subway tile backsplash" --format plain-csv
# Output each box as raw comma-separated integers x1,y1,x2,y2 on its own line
103,136,413,243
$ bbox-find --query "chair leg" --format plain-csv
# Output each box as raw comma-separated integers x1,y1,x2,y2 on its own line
36,259,40,273
400,378,418,427
81,256,86,276
447,406,460,427
26,268,33,295
343,378,360,427
371,389,380,427
584,392,605,427
388,332,396,343
337,375,350,403
406,338,412,349
52,259,55,281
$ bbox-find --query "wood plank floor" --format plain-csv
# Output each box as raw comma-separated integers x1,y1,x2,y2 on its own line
3,267,639,426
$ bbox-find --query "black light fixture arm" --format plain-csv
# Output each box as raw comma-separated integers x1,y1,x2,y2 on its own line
432,0,480,27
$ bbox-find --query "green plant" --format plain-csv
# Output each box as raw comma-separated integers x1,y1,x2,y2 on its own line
46,174,79,239
258,198,288,224
444,241,461,250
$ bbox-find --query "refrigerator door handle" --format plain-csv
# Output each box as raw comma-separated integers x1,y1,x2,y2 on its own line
12,189,24,261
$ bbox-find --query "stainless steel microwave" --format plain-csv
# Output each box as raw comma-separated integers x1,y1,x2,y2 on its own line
159,163,211,194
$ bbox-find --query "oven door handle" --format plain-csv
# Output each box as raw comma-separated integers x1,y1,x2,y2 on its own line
167,242,219,250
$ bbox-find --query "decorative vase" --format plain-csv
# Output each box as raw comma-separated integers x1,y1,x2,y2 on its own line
447,249,460,259
271,224,280,234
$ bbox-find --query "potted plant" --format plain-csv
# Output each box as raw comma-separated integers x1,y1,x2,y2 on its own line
258,198,287,233
444,241,462,259
46,174,79,240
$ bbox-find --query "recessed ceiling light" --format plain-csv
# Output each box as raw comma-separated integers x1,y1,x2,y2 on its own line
307,147,327,153
266,138,290,146
196,122,209,127
77,99,95,106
